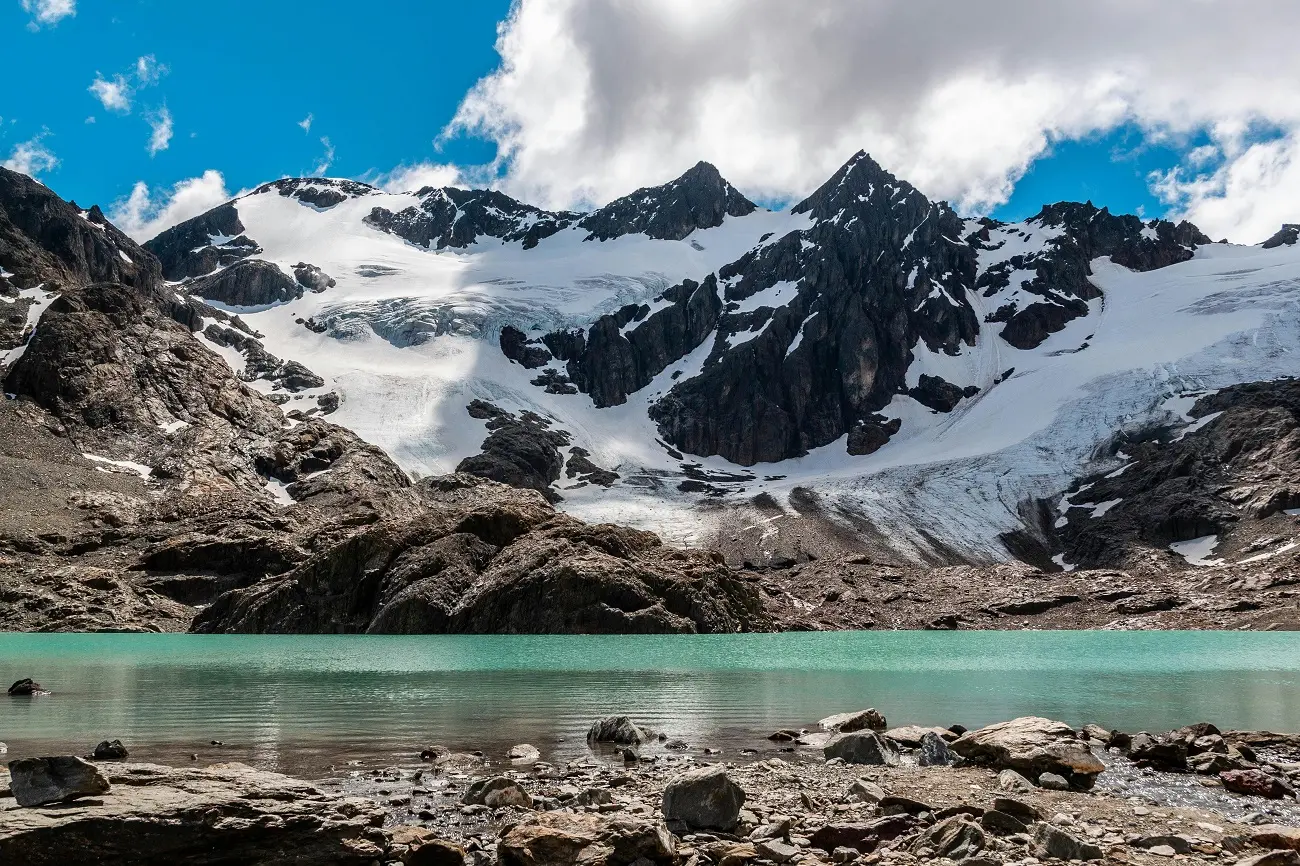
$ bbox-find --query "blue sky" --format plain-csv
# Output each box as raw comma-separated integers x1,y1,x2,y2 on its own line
2,0,1291,241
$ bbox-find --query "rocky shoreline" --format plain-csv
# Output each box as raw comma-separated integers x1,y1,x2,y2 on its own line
4,711,1299,866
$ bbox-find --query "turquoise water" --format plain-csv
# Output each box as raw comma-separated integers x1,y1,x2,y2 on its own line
1,631,1298,776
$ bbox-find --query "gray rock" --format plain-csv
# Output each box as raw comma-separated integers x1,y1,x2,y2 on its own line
588,716,646,746
661,765,746,831
980,809,1028,836
92,740,129,760
914,816,986,861
756,839,799,863
1038,771,1070,790
8,756,110,807
997,769,1036,793
824,731,900,766
951,717,1104,789
820,708,888,733
188,260,302,307
918,731,953,766
1235,853,1300,866
461,777,532,809
847,778,886,803
1033,823,1103,861
507,744,541,763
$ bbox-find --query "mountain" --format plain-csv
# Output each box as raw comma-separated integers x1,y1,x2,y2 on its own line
3,153,1300,633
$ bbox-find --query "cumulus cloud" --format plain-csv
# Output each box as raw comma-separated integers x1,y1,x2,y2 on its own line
2,135,58,178
146,106,173,156
21,0,75,28
109,170,231,240
375,161,464,193
88,55,167,115
447,0,1300,240
89,74,132,113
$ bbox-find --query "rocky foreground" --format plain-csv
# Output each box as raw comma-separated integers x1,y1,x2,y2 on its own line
4,713,1300,866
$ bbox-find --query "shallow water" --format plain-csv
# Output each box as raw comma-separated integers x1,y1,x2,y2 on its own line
1,631,1298,777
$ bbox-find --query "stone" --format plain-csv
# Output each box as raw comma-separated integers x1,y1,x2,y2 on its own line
1252,826,1300,851
878,795,933,817
991,797,1041,824
0,761,385,864
996,769,1036,793
188,260,303,307
1134,835,1194,855
980,809,1029,836
8,756,110,807
823,731,900,766
847,778,886,803
1128,733,1189,771
7,678,41,696
883,725,953,747
462,776,533,809
819,709,888,733
1038,772,1070,790
498,812,675,866
661,765,745,831
914,816,986,861
93,739,129,760
1032,823,1104,861
1222,769,1295,799
918,731,953,766
406,837,467,866
755,839,800,863
1236,853,1300,866
832,847,859,863
809,817,916,853
950,717,1104,788
749,816,793,842
587,716,645,745
509,744,542,763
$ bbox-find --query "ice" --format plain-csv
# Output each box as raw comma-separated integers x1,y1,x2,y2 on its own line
1169,535,1223,567
264,478,296,507
1051,553,1077,572
82,453,153,479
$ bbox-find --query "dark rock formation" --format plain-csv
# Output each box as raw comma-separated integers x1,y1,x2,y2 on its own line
293,262,335,292
7,756,110,807
566,447,618,487
976,204,1210,349
578,161,757,242
187,260,302,307
365,187,579,251
142,202,255,281
499,325,553,368
193,474,771,635
909,375,978,413
1057,379,1300,569
1262,224,1300,249
660,765,746,831
456,401,571,502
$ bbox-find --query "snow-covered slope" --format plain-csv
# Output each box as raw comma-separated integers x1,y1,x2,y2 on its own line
138,162,1300,565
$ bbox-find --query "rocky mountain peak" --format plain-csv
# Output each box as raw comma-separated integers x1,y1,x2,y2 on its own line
791,150,919,221
578,160,758,242
365,186,580,251
1262,223,1300,249
253,177,378,209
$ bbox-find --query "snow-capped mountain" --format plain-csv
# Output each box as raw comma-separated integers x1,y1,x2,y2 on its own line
128,153,1300,565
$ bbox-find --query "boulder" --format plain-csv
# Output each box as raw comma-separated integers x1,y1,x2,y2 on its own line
914,816,986,860
808,816,916,853
1033,823,1103,861
93,739,129,760
996,769,1035,793
1128,732,1189,770
188,260,303,307
824,731,900,766
508,744,542,763
1251,826,1300,852
980,809,1029,836
405,837,466,866
755,839,799,863
1038,772,1070,790
1221,769,1295,799
661,765,746,831
498,812,674,866
588,716,646,746
883,725,953,747
1236,853,1300,866
847,778,886,803
820,708,888,733
461,776,532,808
0,762,387,864
918,731,953,766
8,756,110,807
7,678,41,696
950,717,1104,788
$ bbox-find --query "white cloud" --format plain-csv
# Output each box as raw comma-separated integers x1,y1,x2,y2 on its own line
84,115,95,124
313,136,335,175
2,135,58,178
108,170,231,240
146,106,173,156
299,113,313,133
87,55,167,115
375,162,463,193
21,0,75,27
89,74,132,113
447,0,1300,239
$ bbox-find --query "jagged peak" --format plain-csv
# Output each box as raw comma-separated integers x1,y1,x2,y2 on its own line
791,151,927,220
578,161,757,242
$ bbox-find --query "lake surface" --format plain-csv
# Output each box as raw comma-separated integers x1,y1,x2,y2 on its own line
2,631,1299,777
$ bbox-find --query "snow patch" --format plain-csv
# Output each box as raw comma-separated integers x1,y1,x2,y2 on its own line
1170,535,1223,567
82,453,153,479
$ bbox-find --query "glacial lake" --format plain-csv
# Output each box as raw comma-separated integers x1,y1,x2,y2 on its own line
2,631,1299,777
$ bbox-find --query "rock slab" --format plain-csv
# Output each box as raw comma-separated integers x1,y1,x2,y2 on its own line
8,756,110,807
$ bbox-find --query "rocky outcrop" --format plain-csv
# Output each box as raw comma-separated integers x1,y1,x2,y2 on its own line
578,161,757,242
187,260,302,307
365,187,579,251
7,756,110,806
142,202,256,281
909,374,978,413
293,262,335,292
1057,379,1300,570
192,474,770,635
976,203,1210,349
456,401,571,502
588,716,647,746
1262,224,1300,250
0,762,389,865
